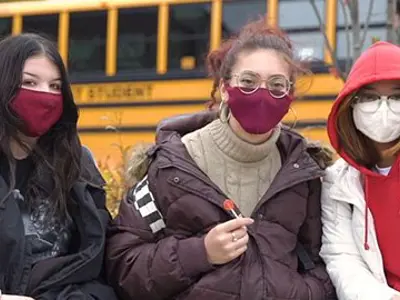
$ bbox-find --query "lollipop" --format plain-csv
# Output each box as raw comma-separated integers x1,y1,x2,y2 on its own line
223,199,242,219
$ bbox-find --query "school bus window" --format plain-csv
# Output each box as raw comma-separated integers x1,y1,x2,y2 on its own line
68,11,107,74
168,3,211,71
279,0,324,61
117,7,157,72
279,0,324,28
23,14,59,43
336,27,386,59
290,31,324,61
0,18,11,38
222,0,266,38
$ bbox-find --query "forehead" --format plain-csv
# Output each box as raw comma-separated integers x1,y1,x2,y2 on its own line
23,55,60,79
232,49,290,78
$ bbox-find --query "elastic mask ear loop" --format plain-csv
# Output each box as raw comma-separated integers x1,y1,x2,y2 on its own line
289,106,298,129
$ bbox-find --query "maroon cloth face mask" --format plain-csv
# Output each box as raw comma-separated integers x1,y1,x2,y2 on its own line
10,88,63,137
226,86,293,134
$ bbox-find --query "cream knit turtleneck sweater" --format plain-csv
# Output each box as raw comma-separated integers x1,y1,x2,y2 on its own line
181,119,282,217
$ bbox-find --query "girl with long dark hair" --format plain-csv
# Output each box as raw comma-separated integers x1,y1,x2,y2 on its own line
0,33,117,300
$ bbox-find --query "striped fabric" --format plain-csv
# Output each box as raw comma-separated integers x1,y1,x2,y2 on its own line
131,175,166,234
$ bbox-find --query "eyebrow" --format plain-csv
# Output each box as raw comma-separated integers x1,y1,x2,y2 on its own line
23,72,61,81
240,70,286,76
23,72,39,78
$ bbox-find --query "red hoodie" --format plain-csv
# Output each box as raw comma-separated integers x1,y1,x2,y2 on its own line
327,41,400,291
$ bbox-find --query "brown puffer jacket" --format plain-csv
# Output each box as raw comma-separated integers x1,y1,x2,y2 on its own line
106,112,336,300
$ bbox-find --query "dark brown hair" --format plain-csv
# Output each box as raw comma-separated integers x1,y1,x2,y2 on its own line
206,17,306,107
336,94,400,168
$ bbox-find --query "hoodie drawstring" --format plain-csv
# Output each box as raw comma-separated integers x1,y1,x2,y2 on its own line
364,176,370,250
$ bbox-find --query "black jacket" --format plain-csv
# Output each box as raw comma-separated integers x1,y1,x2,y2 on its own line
0,147,118,299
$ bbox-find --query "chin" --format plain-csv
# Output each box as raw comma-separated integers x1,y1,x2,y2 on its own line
230,118,274,143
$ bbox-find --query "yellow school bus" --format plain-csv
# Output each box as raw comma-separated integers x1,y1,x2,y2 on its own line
0,0,390,164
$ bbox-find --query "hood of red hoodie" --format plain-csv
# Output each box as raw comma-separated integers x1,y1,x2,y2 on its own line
327,41,400,176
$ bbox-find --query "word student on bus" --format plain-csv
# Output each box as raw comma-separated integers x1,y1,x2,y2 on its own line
106,18,336,300
0,34,118,300
321,41,400,300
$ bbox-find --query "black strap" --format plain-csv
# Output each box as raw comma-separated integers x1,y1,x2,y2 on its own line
296,242,315,271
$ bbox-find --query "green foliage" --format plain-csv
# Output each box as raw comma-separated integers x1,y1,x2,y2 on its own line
372,36,381,43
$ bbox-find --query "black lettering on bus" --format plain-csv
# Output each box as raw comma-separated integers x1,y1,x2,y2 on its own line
125,87,133,97
134,88,144,97
146,85,153,97
88,88,96,100
110,87,122,98
73,86,83,99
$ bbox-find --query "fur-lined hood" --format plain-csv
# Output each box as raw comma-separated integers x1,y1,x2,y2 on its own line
126,112,335,187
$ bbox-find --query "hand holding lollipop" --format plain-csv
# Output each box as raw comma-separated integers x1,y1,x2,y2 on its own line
204,199,253,265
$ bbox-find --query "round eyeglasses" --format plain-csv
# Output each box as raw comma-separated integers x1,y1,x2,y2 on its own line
353,93,400,113
231,71,292,98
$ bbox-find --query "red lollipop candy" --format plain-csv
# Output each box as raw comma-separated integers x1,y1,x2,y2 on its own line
223,199,242,218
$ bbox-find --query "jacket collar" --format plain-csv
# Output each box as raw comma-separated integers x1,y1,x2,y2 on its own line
156,111,325,170
152,112,325,215
156,111,218,145
329,159,366,211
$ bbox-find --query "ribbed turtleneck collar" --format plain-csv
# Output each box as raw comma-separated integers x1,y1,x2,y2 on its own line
207,120,281,163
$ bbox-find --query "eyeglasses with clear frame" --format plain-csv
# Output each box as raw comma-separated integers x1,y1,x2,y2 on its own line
230,71,293,98
352,92,400,113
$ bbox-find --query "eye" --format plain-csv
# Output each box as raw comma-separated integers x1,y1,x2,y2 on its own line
268,76,289,91
239,77,256,86
50,83,62,91
22,79,36,87
358,93,379,102
389,94,400,101
238,72,259,88
271,82,285,88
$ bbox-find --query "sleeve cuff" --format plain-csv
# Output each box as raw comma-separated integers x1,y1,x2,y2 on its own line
177,236,214,278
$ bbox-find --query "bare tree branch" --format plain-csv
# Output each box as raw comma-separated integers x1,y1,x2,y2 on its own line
348,0,361,60
387,0,397,44
309,0,347,80
338,0,352,75
360,0,375,48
